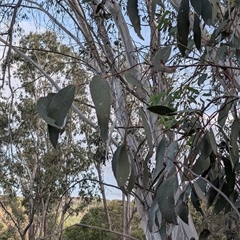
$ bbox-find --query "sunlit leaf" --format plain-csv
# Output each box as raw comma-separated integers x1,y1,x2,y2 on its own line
48,85,76,128
156,175,178,224
127,0,144,40
90,75,111,141
177,0,190,56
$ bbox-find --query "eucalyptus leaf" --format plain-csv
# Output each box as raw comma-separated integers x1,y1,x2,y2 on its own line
127,0,144,40
90,75,111,141
177,0,190,56
124,69,142,87
152,46,172,71
175,192,189,224
198,74,207,85
48,124,60,148
193,13,201,50
48,85,76,128
37,93,59,128
112,144,130,187
218,97,234,127
222,156,235,194
156,175,178,224
199,229,211,240
147,105,176,115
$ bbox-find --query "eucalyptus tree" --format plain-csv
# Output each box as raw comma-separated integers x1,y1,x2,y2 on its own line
0,31,97,240
0,0,240,240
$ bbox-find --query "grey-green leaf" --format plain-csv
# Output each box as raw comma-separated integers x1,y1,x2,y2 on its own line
48,85,76,128
153,46,172,71
127,0,144,40
90,75,111,141
37,93,59,128
147,105,176,115
193,13,201,50
177,0,190,56
124,69,142,87
48,124,60,148
218,97,234,127
175,192,189,224
112,144,130,187
156,175,178,224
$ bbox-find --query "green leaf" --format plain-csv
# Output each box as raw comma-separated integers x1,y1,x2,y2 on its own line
152,46,172,71
175,192,189,224
48,85,76,128
201,0,212,25
177,0,190,56
48,124,60,148
191,188,203,215
124,69,142,87
213,183,229,214
193,13,201,50
207,177,220,208
147,105,176,115
198,74,207,85
153,137,166,182
148,200,158,231
90,75,111,141
192,132,212,175
37,93,59,128
166,141,178,177
222,157,235,194
230,119,240,165
209,128,217,154
127,0,144,40
199,229,211,240
112,144,130,187
218,97,234,127
190,0,201,15
156,175,178,224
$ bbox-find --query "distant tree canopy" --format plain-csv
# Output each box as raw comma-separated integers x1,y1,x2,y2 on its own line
63,200,144,240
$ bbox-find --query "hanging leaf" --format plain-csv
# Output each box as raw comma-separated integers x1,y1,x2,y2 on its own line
48,125,60,148
37,93,59,128
206,177,220,208
198,74,207,85
175,192,189,224
213,183,229,214
222,157,235,194
90,75,111,141
153,137,166,182
209,128,217,154
112,144,130,187
190,0,201,15
177,0,190,56
152,46,172,71
166,141,178,177
199,229,211,240
124,69,142,87
218,97,234,127
156,175,178,224
127,0,144,40
201,0,212,25
191,186,204,214
193,13,201,50
148,200,158,231
48,85,76,128
192,132,212,175
230,119,240,165
147,105,176,115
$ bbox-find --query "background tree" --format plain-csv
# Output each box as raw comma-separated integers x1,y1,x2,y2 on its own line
0,0,240,239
